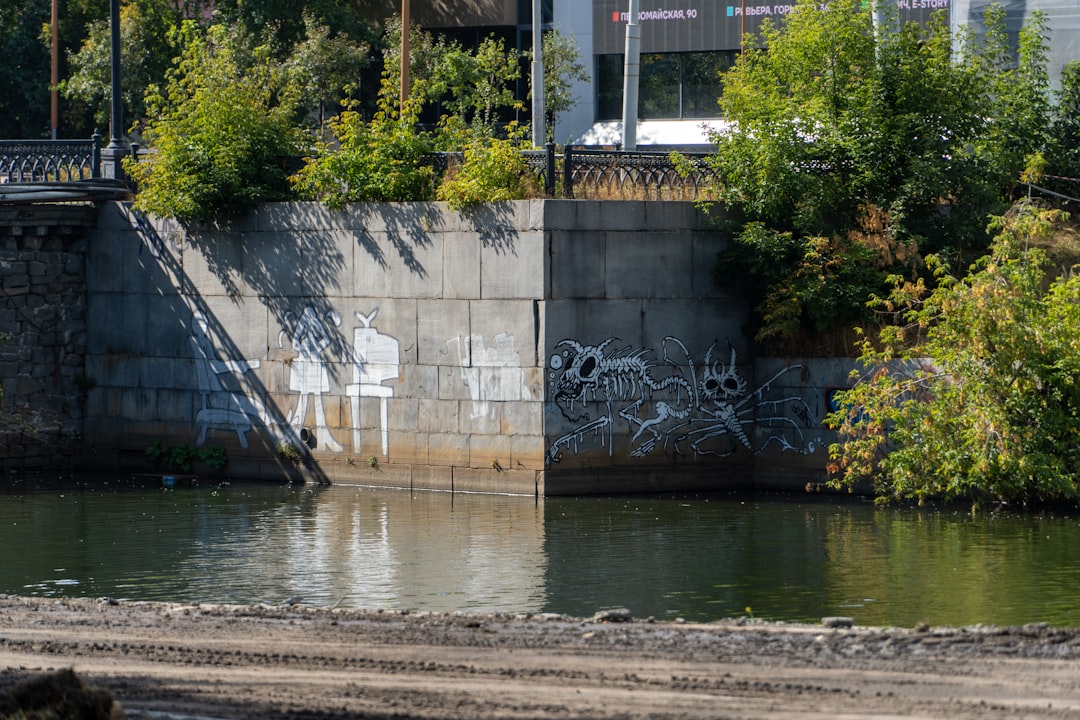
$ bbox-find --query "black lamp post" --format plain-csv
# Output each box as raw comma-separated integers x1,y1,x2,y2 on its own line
101,0,128,180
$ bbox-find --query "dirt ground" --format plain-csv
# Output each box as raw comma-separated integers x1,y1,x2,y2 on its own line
1,596,1079,720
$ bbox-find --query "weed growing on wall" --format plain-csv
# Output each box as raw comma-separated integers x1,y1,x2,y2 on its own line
276,442,303,463
146,441,229,472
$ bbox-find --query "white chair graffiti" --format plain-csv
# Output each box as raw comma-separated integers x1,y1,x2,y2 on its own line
345,308,400,456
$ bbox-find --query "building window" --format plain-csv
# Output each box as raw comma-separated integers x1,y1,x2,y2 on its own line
640,54,680,119
596,54,625,121
595,50,736,121
683,51,733,118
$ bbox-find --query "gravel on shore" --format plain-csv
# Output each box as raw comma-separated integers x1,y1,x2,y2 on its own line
2,595,1079,719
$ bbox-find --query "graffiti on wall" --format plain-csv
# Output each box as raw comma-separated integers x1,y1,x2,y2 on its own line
190,311,282,448
546,336,822,464
279,306,345,452
447,332,534,421
191,304,403,456
345,308,401,456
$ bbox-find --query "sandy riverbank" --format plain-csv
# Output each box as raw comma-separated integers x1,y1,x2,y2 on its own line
1,595,1079,719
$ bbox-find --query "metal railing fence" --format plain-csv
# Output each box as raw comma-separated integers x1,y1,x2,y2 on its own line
1,135,720,201
428,144,719,201
0,133,101,184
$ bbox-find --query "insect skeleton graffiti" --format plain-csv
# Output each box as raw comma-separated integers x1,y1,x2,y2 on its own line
546,337,822,464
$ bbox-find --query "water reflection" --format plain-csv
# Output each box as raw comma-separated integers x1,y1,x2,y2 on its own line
1,483,1079,627
1,484,547,613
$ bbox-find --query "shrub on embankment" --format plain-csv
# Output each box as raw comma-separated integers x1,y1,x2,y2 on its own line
827,203,1080,507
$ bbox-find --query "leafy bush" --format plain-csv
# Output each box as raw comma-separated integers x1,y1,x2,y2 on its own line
62,2,177,133
125,22,304,222
290,95,436,207
827,203,1080,506
436,126,539,210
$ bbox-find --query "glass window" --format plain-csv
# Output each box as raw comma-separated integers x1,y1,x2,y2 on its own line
683,51,735,118
596,54,624,120
639,54,680,119
595,51,732,122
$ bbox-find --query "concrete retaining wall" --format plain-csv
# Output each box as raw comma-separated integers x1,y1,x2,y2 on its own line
74,199,844,494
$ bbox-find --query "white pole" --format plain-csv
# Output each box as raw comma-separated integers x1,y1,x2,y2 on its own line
621,0,640,150
400,0,410,110
532,0,545,146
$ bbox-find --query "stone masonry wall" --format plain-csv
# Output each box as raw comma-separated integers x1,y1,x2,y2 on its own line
538,202,840,494
0,205,96,470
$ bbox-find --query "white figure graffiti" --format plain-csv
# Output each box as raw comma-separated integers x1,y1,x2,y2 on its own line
280,306,344,453
448,332,533,421
190,311,278,449
546,336,820,464
345,308,400,456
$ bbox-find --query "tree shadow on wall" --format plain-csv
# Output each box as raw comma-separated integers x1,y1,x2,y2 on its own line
127,206,329,481
458,202,519,255
348,202,439,278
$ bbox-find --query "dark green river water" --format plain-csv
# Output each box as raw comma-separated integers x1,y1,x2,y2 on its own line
2,481,1078,627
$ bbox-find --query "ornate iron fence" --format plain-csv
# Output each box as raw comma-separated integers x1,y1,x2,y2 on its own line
0,134,101,183
559,146,719,200
428,145,718,200
2,135,719,202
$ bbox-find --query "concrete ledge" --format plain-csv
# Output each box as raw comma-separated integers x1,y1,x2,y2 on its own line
452,466,538,495
542,464,754,496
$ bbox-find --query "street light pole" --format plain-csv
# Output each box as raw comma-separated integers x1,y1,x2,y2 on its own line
621,0,640,150
531,0,545,147
102,0,128,180
400,0,410,110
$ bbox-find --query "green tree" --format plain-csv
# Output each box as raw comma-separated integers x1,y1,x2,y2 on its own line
126,21,304,222
285,13,371,135
529,28,590,144
827,202,1080,506
460,35,521,133
0,0,51,138
376,21,526,139
378,18,466,111
209,0,369,48
709,0,1053,351
61,1,183,135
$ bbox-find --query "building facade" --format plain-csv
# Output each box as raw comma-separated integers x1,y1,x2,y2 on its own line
377,0,1078,148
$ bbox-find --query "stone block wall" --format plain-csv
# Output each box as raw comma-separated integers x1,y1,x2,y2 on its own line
0,206,96,470
82,201,548,493
76,199,843,494
536,202,842,493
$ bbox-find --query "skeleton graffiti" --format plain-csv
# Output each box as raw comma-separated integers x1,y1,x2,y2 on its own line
546,336,822,464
